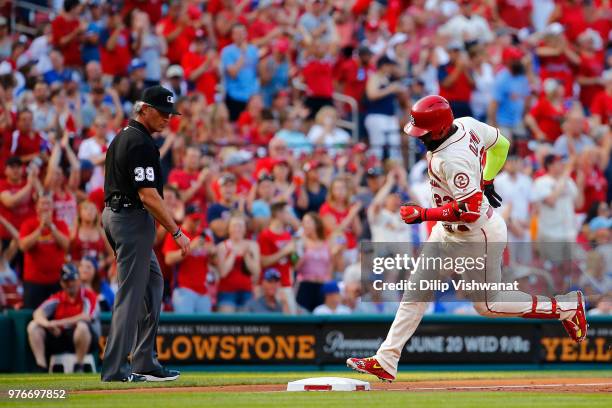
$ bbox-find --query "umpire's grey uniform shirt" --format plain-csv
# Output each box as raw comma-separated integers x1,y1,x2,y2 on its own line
101,119,164,381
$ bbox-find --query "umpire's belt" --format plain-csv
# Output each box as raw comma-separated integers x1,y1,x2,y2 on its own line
105,194,144,211
442,206,493,234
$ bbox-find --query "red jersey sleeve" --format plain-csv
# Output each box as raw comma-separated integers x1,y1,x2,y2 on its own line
257,230,273,256
19,217,38,238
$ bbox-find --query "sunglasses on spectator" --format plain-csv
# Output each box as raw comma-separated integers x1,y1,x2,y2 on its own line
258,173,275,182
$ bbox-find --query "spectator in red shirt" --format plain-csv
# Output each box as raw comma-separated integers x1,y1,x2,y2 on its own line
301,44,334,119
19,195,70,309
9,110,45,164
100,11,133,77
258,202,297,312
216,214,260,312
591,69,612,126
493,0,533,29
167,146,212,209
335,46,374,112
211,151,253,201
535,23,580,98
576,29,605,111
181,33,219,104
248,0,281,46
319,177,362,267
122,0,163,25
0,156,38,241
237,94,264,138
163,205,215,313
156,1,196,65
44,137,80,232
255,137,290,177
573,147,608,214
525,79,566,142
70,201,113,270
438,41,475,118
51,0,85,68
27,264,98,372
550,0,589,43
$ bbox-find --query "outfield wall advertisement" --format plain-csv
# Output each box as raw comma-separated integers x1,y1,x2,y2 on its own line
96,316,611,366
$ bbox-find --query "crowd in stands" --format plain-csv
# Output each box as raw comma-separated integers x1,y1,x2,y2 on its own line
0,0,610,323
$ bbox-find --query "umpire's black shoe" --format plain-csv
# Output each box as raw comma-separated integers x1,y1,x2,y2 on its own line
134,367,180,382
122,374,147,383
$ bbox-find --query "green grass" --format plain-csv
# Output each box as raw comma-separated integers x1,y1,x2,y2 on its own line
3,392,612,408
0,371,610,408
0,370,609,391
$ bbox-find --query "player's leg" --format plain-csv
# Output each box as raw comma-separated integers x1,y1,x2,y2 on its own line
101,209,153,381
469,213,586,341
347,225,444,381
131,250,164,374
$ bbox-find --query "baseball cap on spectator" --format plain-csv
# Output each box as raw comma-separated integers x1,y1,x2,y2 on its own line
543,154,562,170
303,160,322,172
376,55,397,69
352,142,368,154
141,85,181,115
6,156,22,167
274,37,290,53
447,40,465,51
589,217,612,232
218,173,237,185
263,268,281,282
129,58,146,74
366,167,384,177
502,47,523,64
365,21,380,32
187,4,202,20
545,23,564,36
321,281,340,295
61,263,79,282
388,33,408,48
0,16,7,27
166,65,184,79
543,78,560,95
224,150,252,168
358,46,373,57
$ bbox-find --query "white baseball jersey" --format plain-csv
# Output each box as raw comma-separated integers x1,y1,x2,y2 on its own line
426,117,499,226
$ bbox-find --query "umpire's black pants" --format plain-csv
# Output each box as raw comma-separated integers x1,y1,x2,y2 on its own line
101,207,164,381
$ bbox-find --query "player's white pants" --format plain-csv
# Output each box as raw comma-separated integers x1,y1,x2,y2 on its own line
364,114,401,162
375,212,579,377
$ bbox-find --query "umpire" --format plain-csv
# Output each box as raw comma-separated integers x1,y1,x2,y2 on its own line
101,86,190,382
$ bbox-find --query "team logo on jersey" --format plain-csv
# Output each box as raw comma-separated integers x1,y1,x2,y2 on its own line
453,173,469,189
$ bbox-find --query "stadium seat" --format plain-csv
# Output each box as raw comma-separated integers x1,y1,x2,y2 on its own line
49,353,96,374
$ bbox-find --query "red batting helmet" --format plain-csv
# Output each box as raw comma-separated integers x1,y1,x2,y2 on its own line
404,95,454,140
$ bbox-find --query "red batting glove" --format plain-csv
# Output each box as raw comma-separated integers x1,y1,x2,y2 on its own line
400,203,426,224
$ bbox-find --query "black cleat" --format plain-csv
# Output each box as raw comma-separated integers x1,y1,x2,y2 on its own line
134,367,180,382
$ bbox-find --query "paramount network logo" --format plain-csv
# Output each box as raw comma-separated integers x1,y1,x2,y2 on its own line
323,330,383,356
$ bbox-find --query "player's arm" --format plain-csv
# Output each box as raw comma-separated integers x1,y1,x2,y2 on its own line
483,133,510,182
481,133,510,208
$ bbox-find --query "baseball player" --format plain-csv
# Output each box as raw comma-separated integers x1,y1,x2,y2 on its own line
347,95,587,382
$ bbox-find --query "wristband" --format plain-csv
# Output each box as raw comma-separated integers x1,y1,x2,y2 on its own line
172,228,183,239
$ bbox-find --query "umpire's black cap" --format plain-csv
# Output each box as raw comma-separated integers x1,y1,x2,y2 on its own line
60,263,79,282
141,85,181,115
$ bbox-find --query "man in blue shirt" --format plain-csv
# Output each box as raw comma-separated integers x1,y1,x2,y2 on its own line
220,24,259,121
488,49,531,140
